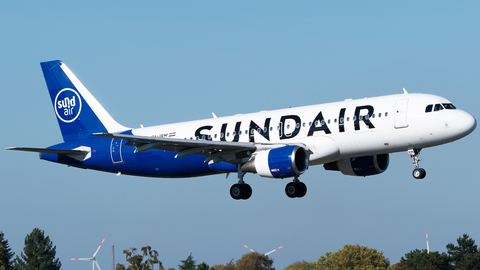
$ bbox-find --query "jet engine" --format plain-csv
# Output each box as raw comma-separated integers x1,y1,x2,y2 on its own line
324,154,389,176
241,145,309,178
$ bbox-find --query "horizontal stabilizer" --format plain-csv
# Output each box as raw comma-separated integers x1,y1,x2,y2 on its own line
5,147,88,154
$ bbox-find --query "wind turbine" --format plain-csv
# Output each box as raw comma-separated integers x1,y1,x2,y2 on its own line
241,243,286,256
426,230,430,254
68,236,106,270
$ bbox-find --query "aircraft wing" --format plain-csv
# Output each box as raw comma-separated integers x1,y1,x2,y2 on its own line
93,133,260,164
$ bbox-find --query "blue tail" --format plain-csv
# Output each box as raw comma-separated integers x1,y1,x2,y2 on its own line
41,60,128,142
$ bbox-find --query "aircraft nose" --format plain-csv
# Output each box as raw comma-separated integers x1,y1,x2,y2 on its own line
457,110,476,137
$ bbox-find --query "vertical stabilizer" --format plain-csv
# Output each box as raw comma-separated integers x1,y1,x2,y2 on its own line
41,60,128,141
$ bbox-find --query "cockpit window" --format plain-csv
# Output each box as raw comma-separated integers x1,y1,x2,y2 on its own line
425,104,433,113
434,104,444,111
443,103,457,109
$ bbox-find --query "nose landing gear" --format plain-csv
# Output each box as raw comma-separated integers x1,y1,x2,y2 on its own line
409,149,426,179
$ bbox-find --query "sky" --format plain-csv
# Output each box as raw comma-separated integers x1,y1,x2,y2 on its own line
1,1,479,269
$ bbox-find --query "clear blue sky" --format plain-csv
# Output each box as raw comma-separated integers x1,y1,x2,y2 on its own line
1,1,479,269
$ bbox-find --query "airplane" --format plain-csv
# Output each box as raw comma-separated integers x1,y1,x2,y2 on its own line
6,60,477,200
241,243,286,256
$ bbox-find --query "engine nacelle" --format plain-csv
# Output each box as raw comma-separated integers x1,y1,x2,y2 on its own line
324,154,389,176
241,145,309,178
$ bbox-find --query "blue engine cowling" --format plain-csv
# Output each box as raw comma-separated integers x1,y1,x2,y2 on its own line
241,145,309,178
323,154,389,176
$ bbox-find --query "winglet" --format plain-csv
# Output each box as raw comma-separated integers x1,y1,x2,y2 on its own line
403,88,408,94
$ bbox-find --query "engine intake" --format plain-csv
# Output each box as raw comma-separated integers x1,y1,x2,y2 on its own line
242,145,309,178
324,154,389,176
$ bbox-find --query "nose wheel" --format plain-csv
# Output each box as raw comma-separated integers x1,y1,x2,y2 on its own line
409,149,426,179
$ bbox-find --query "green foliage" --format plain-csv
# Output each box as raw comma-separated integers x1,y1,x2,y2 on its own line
196,261,210,270
398,249,452,270
446,234,480,270
283,260,321,270
317,244,390,270
0,232,14,270
13,228,61,270
116,246,163,270
179,253,196,270
235,252,274,270
211,259,235,270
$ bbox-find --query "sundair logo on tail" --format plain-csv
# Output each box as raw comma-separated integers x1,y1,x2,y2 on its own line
54,88,82,123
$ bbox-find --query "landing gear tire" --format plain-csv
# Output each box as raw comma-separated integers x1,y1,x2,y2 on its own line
243,184,252,200
285,182,297,198
413,168,426,179
230,184,244,200
285,182,307,198
298,182,307,198
230,184,252,200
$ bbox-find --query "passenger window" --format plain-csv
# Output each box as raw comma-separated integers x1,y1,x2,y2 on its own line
372,114,375,118
328,119,331,124
443,103,457,109
334,119,337,123
425,104,433,113
434,104,444,111
379,113,381,118
385,112,388,117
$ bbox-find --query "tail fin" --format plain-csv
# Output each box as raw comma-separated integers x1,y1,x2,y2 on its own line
41,60,128,142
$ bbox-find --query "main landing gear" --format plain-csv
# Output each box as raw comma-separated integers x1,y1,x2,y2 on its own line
229,166,307,200
285,176,307,198
409,149,426,179
230,169,252,200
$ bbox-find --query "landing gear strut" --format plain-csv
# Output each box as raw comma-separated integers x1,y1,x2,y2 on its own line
409,149,426,179
230,166,252,200
285,176,307,198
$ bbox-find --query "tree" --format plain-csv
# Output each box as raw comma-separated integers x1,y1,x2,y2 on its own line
283,260,322,270
116,246,163,270
0,232,14,270
397,249,452,270
179,253,196,270
211,259,235,270
196,261,210,270
235,252,274,270
317,244,390,270
446,234,480,269
13,228,61,270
